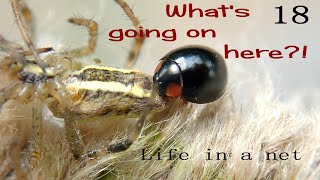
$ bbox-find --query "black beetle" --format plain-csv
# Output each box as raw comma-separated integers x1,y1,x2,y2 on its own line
153,46,227,104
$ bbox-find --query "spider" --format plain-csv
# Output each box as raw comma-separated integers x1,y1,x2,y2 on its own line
0,0,227,174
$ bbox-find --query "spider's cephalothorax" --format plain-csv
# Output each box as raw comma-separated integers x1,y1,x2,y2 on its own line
18,61,53,83
153,46,227,104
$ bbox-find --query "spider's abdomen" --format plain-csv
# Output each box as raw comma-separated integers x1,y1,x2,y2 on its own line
59,66,163,118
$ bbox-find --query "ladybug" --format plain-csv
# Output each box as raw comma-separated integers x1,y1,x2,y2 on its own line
153,46,227,104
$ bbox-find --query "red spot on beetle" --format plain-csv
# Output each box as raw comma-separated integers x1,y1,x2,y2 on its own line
165,83,182,98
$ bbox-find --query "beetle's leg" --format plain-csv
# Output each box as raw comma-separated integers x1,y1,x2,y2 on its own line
115,0,145,68
67,17,98,57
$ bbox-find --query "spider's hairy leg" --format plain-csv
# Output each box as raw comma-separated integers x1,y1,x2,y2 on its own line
46,77,84,159
22,47,54,57
0,83,22,108
63,109,84,159
10,0,53,73
8,0,53,56
0,63,43,173
17,0,34,37
81,90,156,159
115,0,145,68
28,77,73,166
28,85,44,169
11,0,45,69
0,36,26,107
0,35,26,67
110,89,157,153
1,39,53,172
67,17,98,57
4,83,44,170
107,98,153,152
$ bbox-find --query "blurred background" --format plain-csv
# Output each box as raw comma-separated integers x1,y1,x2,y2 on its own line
0,0,319,108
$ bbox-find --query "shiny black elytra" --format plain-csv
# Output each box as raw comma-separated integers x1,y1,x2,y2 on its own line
153,46,228,104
